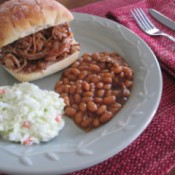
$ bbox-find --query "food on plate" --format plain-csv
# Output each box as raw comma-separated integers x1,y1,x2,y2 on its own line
55,52,134,131
0,82,65,145
0,0,80,82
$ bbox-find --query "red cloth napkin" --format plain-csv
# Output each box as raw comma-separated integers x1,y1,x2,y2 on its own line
1,1,175,175
107,0,175,78
68,0,175,175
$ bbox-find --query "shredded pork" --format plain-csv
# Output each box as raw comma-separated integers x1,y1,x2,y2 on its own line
0,23,79,73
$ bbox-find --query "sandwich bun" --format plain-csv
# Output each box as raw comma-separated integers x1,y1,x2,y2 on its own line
0,0,74,47
0,0,80,81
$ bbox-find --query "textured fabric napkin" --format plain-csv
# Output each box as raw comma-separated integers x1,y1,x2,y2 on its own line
0,1,175,175
68,0,175,175
107,0,175,78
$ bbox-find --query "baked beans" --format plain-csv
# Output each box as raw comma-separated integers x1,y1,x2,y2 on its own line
55,52,134,131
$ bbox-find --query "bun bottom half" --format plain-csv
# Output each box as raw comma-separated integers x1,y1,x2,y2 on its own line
4,50,80,82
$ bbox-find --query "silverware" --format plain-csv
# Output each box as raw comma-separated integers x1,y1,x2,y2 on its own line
149,9,175,31
131,8,175,43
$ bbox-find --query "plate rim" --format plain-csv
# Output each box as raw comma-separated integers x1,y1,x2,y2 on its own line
0,12,163,175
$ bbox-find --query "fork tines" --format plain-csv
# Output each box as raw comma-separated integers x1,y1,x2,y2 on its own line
131,8,154,31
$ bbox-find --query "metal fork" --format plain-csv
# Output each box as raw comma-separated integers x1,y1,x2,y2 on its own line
131,8,175,43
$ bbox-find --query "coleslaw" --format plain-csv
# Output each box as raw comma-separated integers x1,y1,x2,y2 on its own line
0,82,65,145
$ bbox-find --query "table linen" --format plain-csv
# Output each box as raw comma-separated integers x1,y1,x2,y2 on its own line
68,0,175,174
0,0,175,175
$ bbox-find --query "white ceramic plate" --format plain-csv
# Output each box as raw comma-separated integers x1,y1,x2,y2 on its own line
0,13,162,175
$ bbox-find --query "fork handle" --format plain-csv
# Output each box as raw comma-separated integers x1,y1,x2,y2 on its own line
162,33,175,43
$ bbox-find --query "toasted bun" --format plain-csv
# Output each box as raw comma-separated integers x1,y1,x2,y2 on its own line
4,50,80,82
0,0,74,48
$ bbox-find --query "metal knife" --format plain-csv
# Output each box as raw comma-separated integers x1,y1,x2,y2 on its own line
149,9,175,31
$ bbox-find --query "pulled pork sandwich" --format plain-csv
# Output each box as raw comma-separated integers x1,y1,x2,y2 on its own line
0,0,80,81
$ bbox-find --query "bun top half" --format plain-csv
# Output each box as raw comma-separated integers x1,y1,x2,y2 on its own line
0,0,74,48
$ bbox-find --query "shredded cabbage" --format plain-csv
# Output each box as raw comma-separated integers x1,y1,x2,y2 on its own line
0,82,65,145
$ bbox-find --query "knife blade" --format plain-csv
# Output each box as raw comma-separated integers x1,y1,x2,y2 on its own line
149,9,175,31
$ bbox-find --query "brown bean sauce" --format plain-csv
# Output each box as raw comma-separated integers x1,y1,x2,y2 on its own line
55,52,134,131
